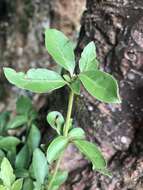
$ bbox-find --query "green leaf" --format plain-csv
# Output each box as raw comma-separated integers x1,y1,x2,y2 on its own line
69,78,81,95
3,68,66,93
47,136,68,164
0,137,20,151
73,140,107,173
45,29,75,75
0,150,5,165
16,96,32,115
15,144,30,169
22,178,33,190
0,112,10,133
79,70,121,103
0,158,15,187
12,179,23,190
0,185,6,190
68,128,85,140
27,125,41,152
32,148,48,185
47,111,64,135
15,169,29,178
6,115,28,130
48,170,68,190
79,41,99,72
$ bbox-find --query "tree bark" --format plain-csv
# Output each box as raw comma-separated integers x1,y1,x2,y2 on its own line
62,0,143,189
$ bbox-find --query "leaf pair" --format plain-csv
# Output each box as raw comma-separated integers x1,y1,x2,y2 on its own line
46,128,110,176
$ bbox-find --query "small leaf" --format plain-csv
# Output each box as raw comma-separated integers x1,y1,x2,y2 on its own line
15,144,30,169
68,128,85,140
16,96,32,115
27,125,41,152
22,178,34,190
12,179,23,190
48,170,68,190
69,78,81,95
47,136,68,164
0,158,15,187
32,148,48,185
79,70,121,103
3,68,66,93
0,137,20,151
79,41,99,72
45,29,75,75
6,115,28,130
73,140,107,173
47,111,64,135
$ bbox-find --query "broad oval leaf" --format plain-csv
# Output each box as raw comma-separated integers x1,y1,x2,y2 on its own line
0,137,20,151
47,136,68,164
0,158,15,187
6,115,27,130
15,144,30,169
79,41,99,72
68,128,85,140
12,179,23,190
79,70,121,103
3,68,66,93
45,29,75,75
73,140,107,172
32,148,48,185
47,111,64,135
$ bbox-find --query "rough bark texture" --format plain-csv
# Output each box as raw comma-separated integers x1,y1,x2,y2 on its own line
61,0,143,189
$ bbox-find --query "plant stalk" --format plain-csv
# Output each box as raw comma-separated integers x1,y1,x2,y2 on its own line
47,90,74,190
64,90,74,136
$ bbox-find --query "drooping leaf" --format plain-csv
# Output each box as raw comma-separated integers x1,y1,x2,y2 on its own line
48,170,68,190
47,136,68,164
79,70,121,103
27,125,41,152
16,96,32,115
12,179,23,190
47,111,64,135
0,137,20,151
15,144,30,169
79,41,99,72
32,148,48,185
68,128,85,140
73,140,107,173
0,158,15,187
3,68,67,93
45,29,75,75
6,115,28,130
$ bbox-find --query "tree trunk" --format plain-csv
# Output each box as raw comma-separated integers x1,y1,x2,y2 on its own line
62,0,143,189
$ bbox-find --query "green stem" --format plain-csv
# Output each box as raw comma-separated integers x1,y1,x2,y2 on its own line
64,90,74,136
47,90,74,190
47,152,63,190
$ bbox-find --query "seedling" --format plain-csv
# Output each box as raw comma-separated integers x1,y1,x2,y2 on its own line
3,29,121,190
